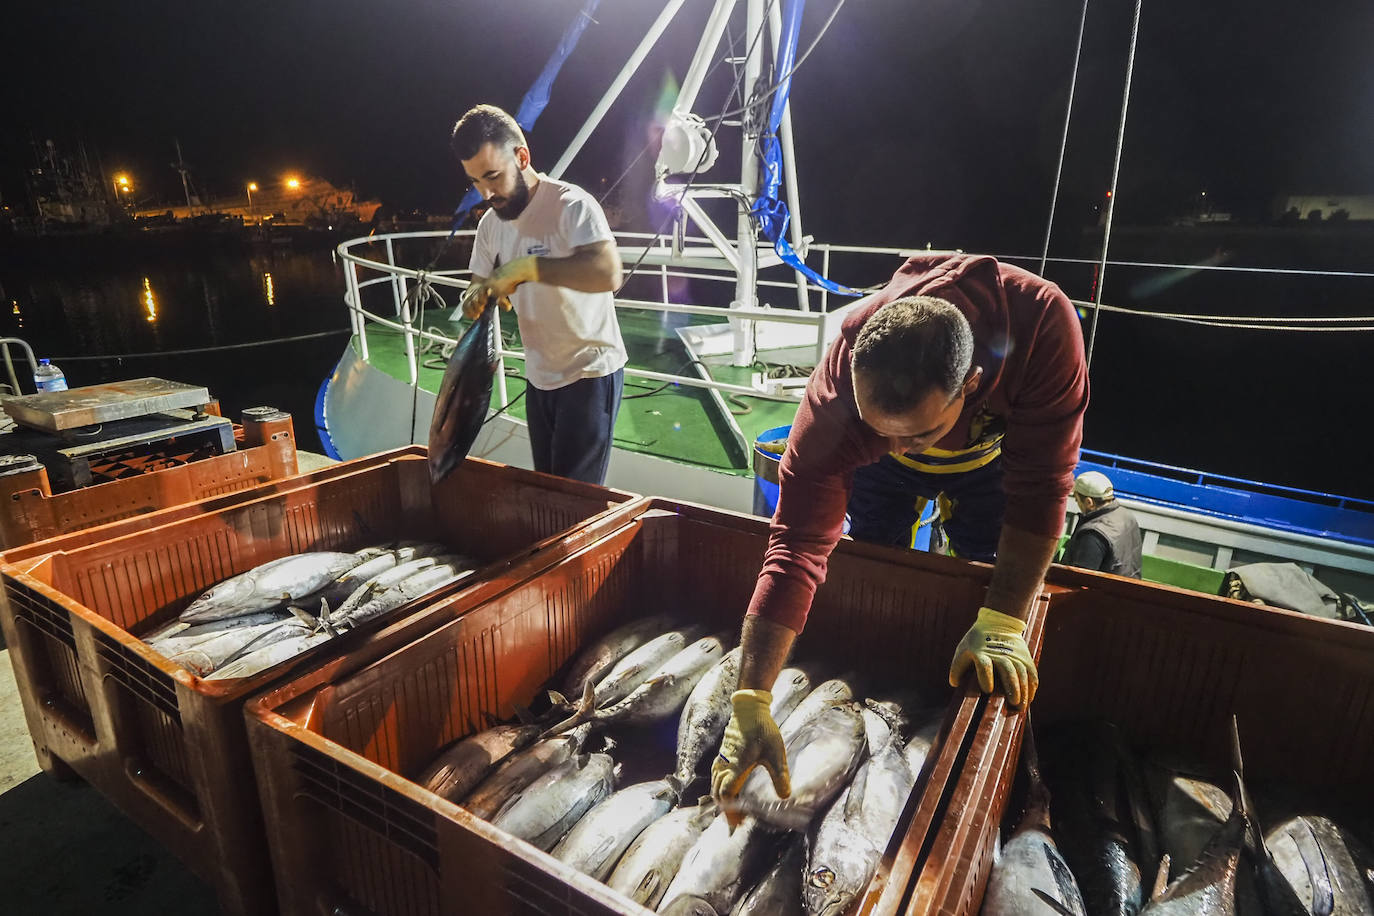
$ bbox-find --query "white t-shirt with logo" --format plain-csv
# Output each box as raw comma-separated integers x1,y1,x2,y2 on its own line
469,174,627,391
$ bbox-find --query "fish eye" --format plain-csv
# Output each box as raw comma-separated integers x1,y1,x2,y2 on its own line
810,867,835,888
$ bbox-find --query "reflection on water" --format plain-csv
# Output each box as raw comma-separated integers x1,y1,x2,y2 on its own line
142,277,158,323
0,244,350,452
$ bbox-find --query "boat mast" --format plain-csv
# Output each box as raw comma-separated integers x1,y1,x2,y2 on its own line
172,139,195,215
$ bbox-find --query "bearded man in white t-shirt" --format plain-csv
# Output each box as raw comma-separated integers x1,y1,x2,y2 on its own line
452,104,628,485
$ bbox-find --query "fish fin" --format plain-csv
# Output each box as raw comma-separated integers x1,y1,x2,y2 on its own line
1029,889,1078,916
538,679,598,740
1151,854,1171,900
1228,716,1269,860
288,605,318,627
510,703,535,725
601,735,617,754
547,690,569,707
1293,820,1335,916
655,780,682,805
663,772,693,802
321,617,340,638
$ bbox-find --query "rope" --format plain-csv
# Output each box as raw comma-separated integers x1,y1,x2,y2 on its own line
49,328,351,362
1086,0,1145,370
1039,0,1090,278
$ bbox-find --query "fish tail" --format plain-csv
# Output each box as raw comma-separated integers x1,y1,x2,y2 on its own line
538,678,597,740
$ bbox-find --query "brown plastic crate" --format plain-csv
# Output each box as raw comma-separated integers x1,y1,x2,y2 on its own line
913,564,1374,914
0,451,634,916
244,496,1050,916
0,408,300,549
0,445,428,568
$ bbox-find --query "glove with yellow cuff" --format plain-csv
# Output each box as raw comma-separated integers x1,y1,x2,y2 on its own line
948,606,1039,707
460,255,539,319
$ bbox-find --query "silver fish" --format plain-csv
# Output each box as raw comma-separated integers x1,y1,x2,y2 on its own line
608,801,719,909
980,726,1087,916
179,551,363,623
552,779,677,880
570,634,727,732
903,714,941,778
733,835,805,916
166,618,307,676
331,563,471,629
419,724,542,804
660,896,720,916
658,812,770,914
1266,816,1374,916
732,701,867,832
146,610,288,652
330,555,448,619
1140,772,1248,916
804,710,921,916
779,678,857,744
589,626,708,709
206,627,333,679
669,648,743,797
462,725,593,821
769,667,812,724
491,752,618,851
560,614,679,699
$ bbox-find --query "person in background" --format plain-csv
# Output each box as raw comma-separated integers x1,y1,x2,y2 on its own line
452,104,626,485
1060,470,1142,577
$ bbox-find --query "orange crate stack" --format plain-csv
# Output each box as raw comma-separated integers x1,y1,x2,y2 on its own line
244,497,1052,916
0,450,634,916
916,564,1374,914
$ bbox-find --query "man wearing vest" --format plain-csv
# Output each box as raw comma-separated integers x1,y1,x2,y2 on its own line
1061,471,1143,578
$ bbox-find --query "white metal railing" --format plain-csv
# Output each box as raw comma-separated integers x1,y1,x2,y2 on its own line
334,229,877,414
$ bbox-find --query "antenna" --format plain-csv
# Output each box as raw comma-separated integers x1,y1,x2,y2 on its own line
171,138,195,214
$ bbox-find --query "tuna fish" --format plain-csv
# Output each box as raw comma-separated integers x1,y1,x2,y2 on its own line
429,302,497,484
607,801,719,909
658,812,772,914
560,614,679,700
551,779,677,880
165,618,307,676
550,634,728,737
769,667,812,724
668,648,743,797
491,751,618,851
179,551,363,623
146,610,288,653
330,563,472,629
779,678,857,744
980,725,1087,916
205,627,334,679
733,834,805,916
461,725,593,821
730,700,868,832
803,707,921,916
1139,772,1248,915
582,626,709,711
418,724,542,804
1265,816,1374,915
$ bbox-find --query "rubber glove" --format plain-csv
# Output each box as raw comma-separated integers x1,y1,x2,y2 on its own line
711,689,790,823
460,255,536,319
948,606,1039,707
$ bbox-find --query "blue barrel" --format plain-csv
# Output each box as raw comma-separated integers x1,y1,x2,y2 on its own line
752,425,790,518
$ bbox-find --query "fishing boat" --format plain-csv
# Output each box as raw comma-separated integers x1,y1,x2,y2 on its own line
315,0,1374,603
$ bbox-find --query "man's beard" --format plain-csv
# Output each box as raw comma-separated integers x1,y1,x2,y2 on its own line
490,170,532,220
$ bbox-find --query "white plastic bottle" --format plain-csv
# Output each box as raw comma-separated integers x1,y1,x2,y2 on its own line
33,358,68,393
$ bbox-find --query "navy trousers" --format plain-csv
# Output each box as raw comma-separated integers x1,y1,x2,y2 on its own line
525,370,623,485
847,455,1006,562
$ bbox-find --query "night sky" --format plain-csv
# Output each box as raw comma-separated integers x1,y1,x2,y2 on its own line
5,0,1374,497
7,0,1372,248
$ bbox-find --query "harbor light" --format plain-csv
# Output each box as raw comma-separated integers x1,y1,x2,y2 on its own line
285,176,301,190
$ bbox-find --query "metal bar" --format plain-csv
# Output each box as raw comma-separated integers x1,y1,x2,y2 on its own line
732,0,766,366
821,247,831,313
0,338,40,379
675,0,740,115
767,0,810,313
679,198,741,271
384,238,407,317
550,0,688,178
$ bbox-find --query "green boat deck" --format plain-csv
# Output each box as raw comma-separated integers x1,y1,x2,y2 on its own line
358,306,801,473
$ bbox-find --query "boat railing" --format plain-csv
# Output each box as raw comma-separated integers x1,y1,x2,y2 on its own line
335,229,924,413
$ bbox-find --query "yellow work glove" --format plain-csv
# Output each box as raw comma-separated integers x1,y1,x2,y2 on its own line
710,689,790,818
460,256,537,319
948,607,1039,708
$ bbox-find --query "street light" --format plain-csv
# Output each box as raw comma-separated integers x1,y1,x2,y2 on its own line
285,176,301,190
113,173,132,208
246,182,258,223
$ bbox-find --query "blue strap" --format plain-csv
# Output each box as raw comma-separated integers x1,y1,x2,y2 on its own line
750,0,863,296
449,0,603,233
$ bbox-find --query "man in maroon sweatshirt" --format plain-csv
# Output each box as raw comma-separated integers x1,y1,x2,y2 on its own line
711,253,1088,806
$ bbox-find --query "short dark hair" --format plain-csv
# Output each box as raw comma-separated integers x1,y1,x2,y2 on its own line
851,296,974,412
450,104,526,161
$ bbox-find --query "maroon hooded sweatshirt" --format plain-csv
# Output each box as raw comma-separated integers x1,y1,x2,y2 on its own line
747,253,1089,633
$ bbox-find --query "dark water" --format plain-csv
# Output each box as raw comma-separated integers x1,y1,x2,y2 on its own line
1,232,1370,501
0,238,350,454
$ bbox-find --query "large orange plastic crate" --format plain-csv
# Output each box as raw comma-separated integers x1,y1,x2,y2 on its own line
244,497,1052,916
910,563,1374,914
0,450,634,916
